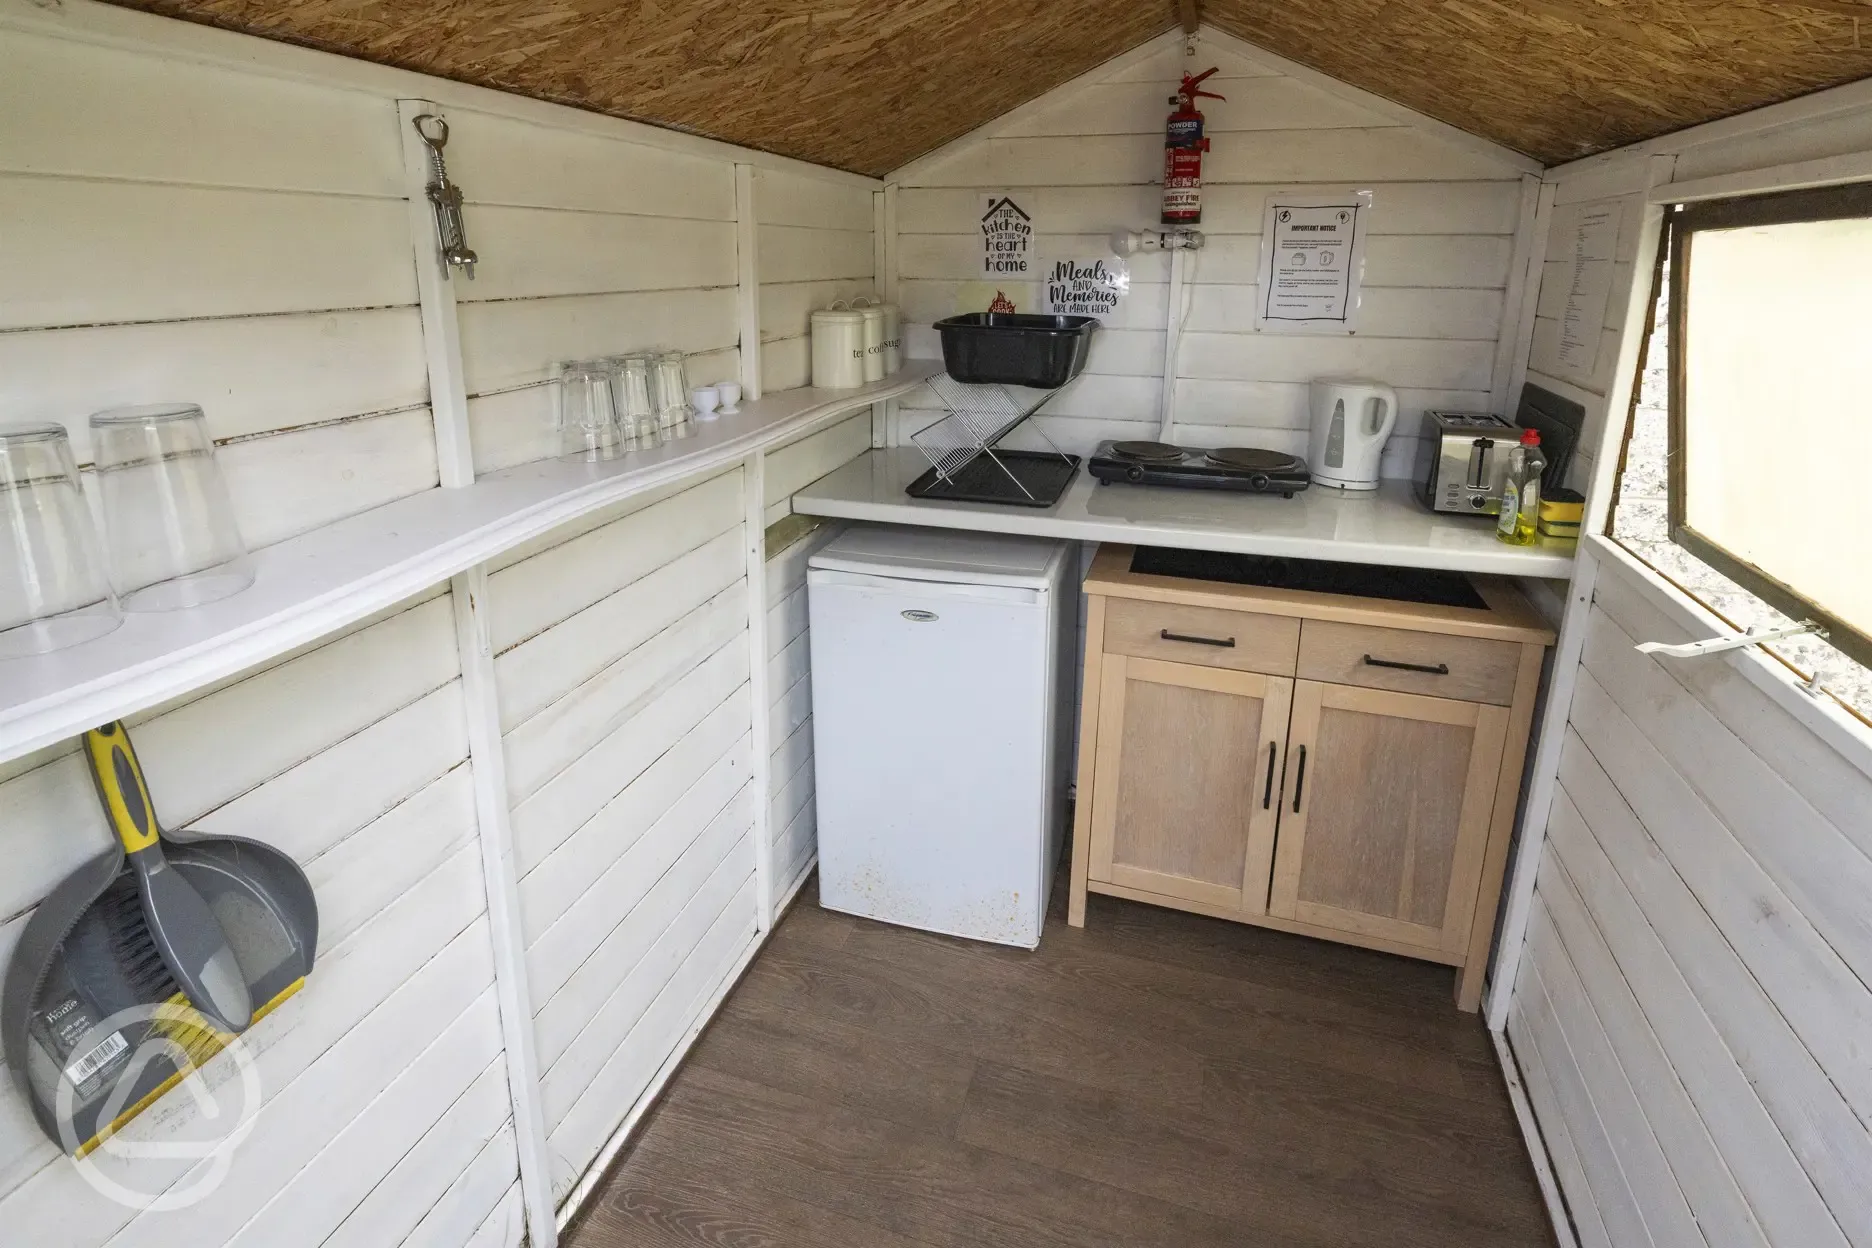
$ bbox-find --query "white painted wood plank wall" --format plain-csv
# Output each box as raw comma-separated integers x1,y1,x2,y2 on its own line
1507,555,1872,1248
1497,89,1872,1248
0,3,881,1242
450,111,743,474
0,27,437,548
888,33,1529,470
755,169,878,394
488,471,760,1198
764,524,842,901
0,593,523,1248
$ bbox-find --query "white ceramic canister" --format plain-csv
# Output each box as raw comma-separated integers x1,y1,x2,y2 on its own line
852,298,886,383
879,301,902,375
811,302,868,389
853,297,902,378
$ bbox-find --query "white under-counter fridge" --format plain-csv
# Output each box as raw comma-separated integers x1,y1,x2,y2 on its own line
807,524,1076,948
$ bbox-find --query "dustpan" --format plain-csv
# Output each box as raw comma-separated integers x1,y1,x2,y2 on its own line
1,725,319,1157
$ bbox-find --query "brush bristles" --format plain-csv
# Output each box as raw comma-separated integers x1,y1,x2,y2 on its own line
97,887,180,998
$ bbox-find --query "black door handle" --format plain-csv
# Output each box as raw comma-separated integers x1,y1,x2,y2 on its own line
1162,629,1235,648
1261,741,1277,809
1291,745,1307,814
1362,654,1450,675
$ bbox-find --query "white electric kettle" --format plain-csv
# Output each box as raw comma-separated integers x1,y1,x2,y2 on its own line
1307,379,1399,491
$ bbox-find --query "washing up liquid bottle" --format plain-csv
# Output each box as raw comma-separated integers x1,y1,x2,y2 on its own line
1496,429,1546,546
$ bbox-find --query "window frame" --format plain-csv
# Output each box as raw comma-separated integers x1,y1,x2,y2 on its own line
1666,180,1872,671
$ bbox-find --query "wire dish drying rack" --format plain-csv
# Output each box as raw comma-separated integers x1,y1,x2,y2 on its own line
908,372,1076,505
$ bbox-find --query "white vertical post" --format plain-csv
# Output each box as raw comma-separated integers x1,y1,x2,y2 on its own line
1485,155,1675,1029
397,99,475,487
1491,174,1551,418
1158,246,1188,442
875,182,899,306
401,101,555,1241
872,183,898,448
735,164,763,402
742,454,776,929
450,567,559,1246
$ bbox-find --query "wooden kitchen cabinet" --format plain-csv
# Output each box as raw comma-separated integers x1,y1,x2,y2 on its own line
1086,657,1289,915
1068,545,1554,1011
1268,680,1509,956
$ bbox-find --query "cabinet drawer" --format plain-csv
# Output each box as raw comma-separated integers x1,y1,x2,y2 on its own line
1298,620,1520,705
1103,598,1298,676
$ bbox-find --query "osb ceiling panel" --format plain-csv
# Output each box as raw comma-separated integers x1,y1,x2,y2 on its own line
1203,0,1872,164
103,0,1872,173
100,0,1177,176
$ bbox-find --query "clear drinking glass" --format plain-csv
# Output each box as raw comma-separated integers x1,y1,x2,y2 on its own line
90,404,253,612
653,352,692,435
0,422,122,657
614,355,660,449
558,361,622,462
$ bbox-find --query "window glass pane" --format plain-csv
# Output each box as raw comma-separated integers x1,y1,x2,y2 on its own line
1681,216,1872,642
1613,252,1870,718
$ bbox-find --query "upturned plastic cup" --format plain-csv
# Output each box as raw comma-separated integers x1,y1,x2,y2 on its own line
610,355,661,449
559,361,623,461
0,422,123,657
654,351,692,432
89,404,254,612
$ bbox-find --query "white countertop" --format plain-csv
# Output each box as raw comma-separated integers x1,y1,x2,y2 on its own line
793,449,1579,580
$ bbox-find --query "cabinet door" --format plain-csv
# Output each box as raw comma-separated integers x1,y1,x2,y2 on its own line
1089,655,1290,915
1269,681,1508,954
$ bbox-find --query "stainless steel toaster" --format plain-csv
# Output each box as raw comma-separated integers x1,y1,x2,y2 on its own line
1414,411,1522,515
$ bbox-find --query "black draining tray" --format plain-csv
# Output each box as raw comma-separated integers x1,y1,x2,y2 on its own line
907,450,1080,508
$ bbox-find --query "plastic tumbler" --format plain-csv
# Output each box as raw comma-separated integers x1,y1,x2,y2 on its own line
89,404,253,612
558,361,622,461
0,422,122,657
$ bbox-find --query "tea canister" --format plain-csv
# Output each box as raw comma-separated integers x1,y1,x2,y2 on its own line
811,303,868,389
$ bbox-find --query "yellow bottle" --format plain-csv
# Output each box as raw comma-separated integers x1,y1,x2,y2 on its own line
1495,429,1546,546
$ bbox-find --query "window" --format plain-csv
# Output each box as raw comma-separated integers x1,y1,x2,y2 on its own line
1610,182,1872,718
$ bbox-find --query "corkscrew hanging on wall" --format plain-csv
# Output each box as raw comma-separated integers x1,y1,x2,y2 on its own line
411,114,477,279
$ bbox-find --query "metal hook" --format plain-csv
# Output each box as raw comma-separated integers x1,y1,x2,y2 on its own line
412,113,449,150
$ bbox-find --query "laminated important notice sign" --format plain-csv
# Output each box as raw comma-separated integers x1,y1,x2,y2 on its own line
1255,191,1372,333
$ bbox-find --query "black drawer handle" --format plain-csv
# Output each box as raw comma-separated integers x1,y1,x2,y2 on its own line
1291,745,1307,814
1363,654,1450,675
1262,741,1277,809
1162,629,1236,648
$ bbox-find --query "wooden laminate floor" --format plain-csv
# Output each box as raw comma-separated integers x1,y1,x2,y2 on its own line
566,878,1556,1248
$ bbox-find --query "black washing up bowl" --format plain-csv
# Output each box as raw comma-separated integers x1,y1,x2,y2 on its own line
933,313,1098,388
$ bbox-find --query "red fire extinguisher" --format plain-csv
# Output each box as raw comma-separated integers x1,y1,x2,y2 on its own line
1162,67,1224,226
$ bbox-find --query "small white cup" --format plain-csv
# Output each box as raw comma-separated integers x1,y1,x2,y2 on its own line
691,386,721,420
715,381,742,414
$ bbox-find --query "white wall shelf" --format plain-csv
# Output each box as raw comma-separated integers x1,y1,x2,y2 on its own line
0,362,939,768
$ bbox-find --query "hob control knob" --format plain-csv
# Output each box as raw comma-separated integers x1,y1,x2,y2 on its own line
1249,473,1270,491
1126,465,1145,482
